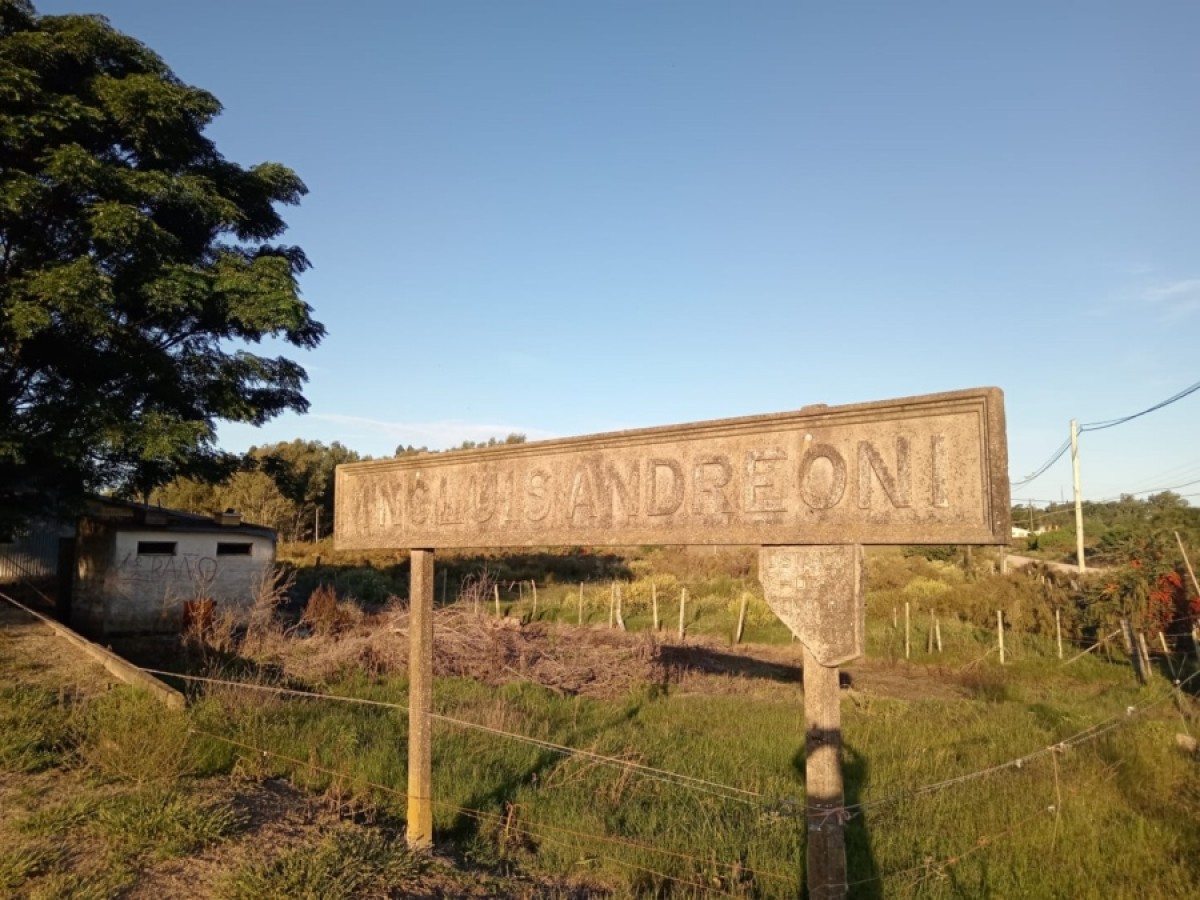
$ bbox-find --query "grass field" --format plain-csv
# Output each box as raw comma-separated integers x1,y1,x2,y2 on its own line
2,544,1198,898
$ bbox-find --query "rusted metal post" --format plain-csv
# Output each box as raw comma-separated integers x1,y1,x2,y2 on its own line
804,645,848,900
407,549,435,848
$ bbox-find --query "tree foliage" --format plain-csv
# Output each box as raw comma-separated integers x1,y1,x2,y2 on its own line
0,1,323,529
1017,493,1200,634
394,433,526,457
151,439,360,541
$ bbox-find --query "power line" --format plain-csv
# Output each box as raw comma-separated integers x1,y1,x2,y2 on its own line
1010,378,1200,490
1080,378,1200,432
1117,457,1200,497
1010,439,1071,488
1019,475,1200,509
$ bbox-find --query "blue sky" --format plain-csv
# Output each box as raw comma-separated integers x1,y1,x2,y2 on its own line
36,1,1200,507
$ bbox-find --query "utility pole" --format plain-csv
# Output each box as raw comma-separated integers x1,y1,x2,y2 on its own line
1070,419,1085,572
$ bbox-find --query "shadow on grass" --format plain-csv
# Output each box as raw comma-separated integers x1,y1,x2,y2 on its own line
792,740,879,900
659,644,855,688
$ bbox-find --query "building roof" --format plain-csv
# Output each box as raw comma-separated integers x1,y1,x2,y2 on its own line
84,497,276,541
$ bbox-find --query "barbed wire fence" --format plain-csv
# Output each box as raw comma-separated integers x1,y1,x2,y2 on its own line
136,658,1198,896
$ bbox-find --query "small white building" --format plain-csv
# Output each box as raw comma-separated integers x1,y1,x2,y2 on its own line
66,499,276,635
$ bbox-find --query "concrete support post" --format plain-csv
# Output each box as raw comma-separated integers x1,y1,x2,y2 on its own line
804,644,847,900
407,548,435,848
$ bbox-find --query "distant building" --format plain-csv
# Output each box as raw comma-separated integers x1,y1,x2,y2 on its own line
1011,525,1052,539
1,498,275,636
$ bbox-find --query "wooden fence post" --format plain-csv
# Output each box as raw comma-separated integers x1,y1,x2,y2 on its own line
493,584,500,618
407,549,435,849
904,602,911,659
735,592,748,644
652,583,659,632
1120,618,1144,685
678,588,688,639
1055,608,1063,660
615,583,626,631
997,610,1005,665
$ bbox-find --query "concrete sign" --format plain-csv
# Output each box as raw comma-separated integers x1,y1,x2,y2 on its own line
760,545,865,666
335,387,1008,550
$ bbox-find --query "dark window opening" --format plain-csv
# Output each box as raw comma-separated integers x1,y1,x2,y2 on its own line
137,541,177,556
216,542,253,556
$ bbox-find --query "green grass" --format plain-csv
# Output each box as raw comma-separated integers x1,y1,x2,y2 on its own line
95,787,247,860
0,842,58,893
219,826,426,900
0,685,79,774
183,644,1198,899
5,543,1198,897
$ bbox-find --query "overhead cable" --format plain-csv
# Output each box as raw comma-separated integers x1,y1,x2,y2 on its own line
1080,378,1200,432
1010,438,1071,488
1010,377,1200,489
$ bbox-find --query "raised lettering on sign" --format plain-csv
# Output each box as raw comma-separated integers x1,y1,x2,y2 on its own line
335,387,1009,549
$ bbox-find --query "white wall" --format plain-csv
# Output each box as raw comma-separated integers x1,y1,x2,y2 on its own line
94,529,275,633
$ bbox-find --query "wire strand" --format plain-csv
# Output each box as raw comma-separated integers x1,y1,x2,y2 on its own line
189,727,780,893
845,669,1198,819
1081,378,1200,431
1010,439,1072,488
144,667,763,805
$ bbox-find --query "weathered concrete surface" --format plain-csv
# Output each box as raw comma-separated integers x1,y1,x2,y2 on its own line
760,545,864,666
73,509,276,636
336,388,1009,549
0,593,184,708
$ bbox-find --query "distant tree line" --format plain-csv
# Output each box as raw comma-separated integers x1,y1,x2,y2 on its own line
152,439,359,542
394,433,526,457
152,434,528,539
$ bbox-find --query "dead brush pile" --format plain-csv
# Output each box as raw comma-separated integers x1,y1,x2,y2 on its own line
269,607,671,698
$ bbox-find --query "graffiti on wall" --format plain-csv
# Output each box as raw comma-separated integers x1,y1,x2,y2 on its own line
117,551,220,591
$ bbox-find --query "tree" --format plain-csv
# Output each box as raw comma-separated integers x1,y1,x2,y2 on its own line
255,438,361,539
0,1,323,530
393,433,526,457
152,439,361,540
